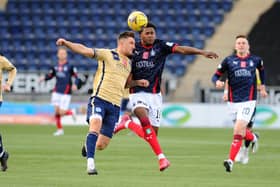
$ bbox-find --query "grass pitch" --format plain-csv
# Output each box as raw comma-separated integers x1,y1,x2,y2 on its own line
0,125,279,187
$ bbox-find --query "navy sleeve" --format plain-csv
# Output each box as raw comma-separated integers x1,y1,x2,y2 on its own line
45,67,55,81
211,57,228,84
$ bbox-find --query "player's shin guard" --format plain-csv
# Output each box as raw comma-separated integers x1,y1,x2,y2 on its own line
140,117,163,156
55,114,62,129
86,132,98,158
229,134,243,161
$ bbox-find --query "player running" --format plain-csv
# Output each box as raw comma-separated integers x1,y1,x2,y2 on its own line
40,47,79,136
212,35,267,172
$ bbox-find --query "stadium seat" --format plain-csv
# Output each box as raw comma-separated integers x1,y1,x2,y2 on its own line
0,0,233,74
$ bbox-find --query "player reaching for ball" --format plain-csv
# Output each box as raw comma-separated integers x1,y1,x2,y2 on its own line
113,22,218,171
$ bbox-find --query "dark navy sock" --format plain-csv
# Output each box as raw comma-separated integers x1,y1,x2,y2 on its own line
0,134,3,155
86,132,98,158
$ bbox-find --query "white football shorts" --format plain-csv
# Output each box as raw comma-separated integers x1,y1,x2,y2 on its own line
227,100,256,123
129,92,162,127
51,92,71,110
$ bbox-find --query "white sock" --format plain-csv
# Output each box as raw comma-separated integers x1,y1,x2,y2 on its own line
158,153,165,160
87,158,95,169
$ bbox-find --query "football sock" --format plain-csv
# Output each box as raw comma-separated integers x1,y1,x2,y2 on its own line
86,132,98,158
140,117,163,156
244,128,254,141
55,114,63,129
127,121,144,138
0,134,3,157
244,128,254,147
158,153,165,160
229,134,243,161
65,110,73,115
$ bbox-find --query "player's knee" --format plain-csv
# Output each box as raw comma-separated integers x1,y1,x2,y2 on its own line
96,142,108,150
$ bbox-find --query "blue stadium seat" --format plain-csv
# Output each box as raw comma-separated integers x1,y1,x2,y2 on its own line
222,0,233,12
1,0,233,73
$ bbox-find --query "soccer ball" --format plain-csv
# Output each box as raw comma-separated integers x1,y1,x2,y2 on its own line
127,11,148,31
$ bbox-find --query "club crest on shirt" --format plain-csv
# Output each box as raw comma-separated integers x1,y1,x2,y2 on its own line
240,61,246,68
58,66,63,72
142,51,149,59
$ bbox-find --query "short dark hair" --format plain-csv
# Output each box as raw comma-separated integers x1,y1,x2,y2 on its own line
235,35,247,40
139,22,157,33
118,31,135,40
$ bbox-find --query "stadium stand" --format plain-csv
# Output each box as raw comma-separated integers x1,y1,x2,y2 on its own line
173,0,275,102
0,0,233,76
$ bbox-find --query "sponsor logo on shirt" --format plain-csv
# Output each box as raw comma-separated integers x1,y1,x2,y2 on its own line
234,69,251,77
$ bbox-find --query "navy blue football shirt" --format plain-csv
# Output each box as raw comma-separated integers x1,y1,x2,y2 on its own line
130,39,177,94
212,54,265,102
45,62,78,94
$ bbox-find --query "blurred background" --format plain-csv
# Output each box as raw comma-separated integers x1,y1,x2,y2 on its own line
0,0,279,128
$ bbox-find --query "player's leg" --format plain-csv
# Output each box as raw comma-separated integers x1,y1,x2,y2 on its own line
86,117,101,175
244,108,259,153
239,106,258,164
224,101,256,172
96,103,119,151
148,92,163,136
84,97,105,175
53,106,64,136
51,92,64,136
114,94,145,137
133,106,170,171
114,98,140,135
59,94,76,120
0,134,9,172
82,102,118,157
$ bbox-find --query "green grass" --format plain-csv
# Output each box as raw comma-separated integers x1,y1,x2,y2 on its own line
0,125,279,187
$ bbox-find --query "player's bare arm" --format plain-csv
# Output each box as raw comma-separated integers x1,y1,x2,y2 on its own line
126,79,149,88
125,74,149,88
56,38,94,58
2,63,17,92
223,80,229,101
174,45,218,59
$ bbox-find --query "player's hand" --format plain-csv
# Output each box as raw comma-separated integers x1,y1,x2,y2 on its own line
72,84,78,91
215,80,224,89
136,79,149,87
2,83,11,92
203,51,219,59
39,76,45,83
259,85,268,98
56,38,67,46
223,93,228,102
